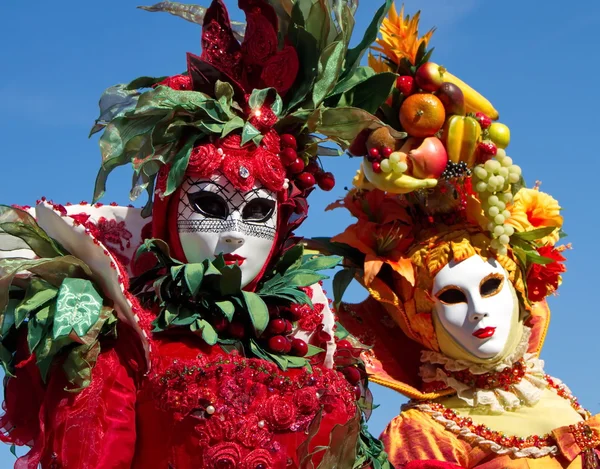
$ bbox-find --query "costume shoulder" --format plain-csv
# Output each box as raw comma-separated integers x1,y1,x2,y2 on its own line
0,201,149,389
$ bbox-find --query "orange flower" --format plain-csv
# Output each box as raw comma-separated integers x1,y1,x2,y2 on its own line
326,188,411,225
332,222,415,286
507,188,563,245
369,4,435,68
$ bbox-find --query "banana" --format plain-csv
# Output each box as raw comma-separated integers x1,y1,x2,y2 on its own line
362,160,438,194
433,62,499,120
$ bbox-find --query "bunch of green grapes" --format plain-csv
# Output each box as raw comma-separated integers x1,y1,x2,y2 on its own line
380,153,409,174
472,149,522,255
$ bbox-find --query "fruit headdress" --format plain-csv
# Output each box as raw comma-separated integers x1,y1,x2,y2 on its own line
91,0,401,218
317,4,568,397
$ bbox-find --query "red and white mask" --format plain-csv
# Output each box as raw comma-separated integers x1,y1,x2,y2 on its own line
177,171,278,288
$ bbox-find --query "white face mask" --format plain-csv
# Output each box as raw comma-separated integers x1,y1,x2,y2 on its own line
177,172,278,288
432,255,515,359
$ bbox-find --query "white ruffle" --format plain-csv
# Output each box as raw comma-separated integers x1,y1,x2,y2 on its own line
412,402,558,458
419,328,548,413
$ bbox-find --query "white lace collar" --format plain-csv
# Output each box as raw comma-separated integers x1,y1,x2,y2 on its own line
419,328,548,413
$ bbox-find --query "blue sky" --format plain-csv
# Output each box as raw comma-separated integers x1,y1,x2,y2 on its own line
1,0,599,464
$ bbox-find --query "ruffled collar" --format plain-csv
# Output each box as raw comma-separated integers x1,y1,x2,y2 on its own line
419,328,548,413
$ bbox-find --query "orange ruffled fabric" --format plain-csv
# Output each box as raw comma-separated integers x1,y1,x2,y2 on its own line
382,408,600,468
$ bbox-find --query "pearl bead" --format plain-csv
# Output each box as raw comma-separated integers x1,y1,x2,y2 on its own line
206,405,216,415
258,420,265,428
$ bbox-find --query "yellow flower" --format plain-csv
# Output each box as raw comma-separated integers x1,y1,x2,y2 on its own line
369,3,435,68
507,188,563,245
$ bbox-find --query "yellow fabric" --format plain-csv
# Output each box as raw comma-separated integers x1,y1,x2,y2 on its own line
441,388,584,438
381,406,589,468
433,284,524,365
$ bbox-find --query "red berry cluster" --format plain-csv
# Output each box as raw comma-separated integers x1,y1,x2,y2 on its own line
366,145,394,174
264,304,309,357
279,134,335,191
334,339,365,400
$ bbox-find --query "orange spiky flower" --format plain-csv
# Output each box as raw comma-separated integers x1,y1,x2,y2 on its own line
369,3,435,72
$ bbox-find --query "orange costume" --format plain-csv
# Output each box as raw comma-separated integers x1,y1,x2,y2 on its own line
320,4,600,468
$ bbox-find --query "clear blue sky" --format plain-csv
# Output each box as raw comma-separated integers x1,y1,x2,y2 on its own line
1,0,599,464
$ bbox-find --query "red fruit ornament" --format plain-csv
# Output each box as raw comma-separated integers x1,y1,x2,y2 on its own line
268,335,288,353
353,386,362,400
478,141,498,156
343,366,361,385
396,75,416,96
336,339,353,352
371,161,382,173
288,158,305,174
368,147,381,160
281,134,297,149
291,338,309,357
296,172,316,189
305,160,320,174
316,172,335,191
267,319,287,335
475,112,492,129
228,321,246,339
382,146,393,158
214,317,228,332
281,148,298,165
288,304,305,321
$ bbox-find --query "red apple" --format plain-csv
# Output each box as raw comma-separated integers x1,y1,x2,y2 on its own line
436,82,465,116
408,137,448,179
415,62,445,92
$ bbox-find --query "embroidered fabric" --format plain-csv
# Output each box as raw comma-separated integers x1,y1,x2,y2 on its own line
419,327,548,413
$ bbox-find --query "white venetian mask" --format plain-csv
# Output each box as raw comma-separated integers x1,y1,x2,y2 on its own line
177,172,278,288
432,255,516,360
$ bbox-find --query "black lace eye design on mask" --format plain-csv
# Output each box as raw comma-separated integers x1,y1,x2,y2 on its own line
188,191,229,219
436,286,468,305
241,198,276,223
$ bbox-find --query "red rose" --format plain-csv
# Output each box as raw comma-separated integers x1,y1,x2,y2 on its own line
255,147,286,192
242,449,273,469
263,395,296,431
248,106,278,133
204,442,243,469
527,246,566,302
187,143,221,177
294,388,320,414
260,45,299,96
242,12,278,64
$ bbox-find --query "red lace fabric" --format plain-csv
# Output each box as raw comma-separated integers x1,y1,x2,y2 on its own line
133,331,357,468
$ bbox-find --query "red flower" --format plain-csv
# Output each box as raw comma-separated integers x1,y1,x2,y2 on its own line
204,442,243,469
527,246,567,302
294,388,320,414
260,45,299,96
187,143,221,177
263,395,296,430
242,449,274,469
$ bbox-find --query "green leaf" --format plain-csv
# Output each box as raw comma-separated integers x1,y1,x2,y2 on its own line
284,271,328,287
27,307,48,354
241,122,261,146
14,278,58,327
191,319,218,346
327,66,375,101
511,226,557,242
301,255,341,272
53,279,103,339
333,268,355,307
343,0,393,78
215,80,235,101
0,205,66,258
275,244,305,274
222,116,245,137
184,263,205,295
306,344,325,357
0,343,13,376
215,301,236,322
166,136,197,196
285,355,310,368
285,22,320,111
511,175,527,195
525,250,556,265
334,321,350,340
341,72,398,114
312,41,346,108
242,291,269,336
219,265,243,296
126,75,168,90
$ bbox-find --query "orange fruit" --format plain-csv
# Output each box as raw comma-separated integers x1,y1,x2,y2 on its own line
399,93,446,138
